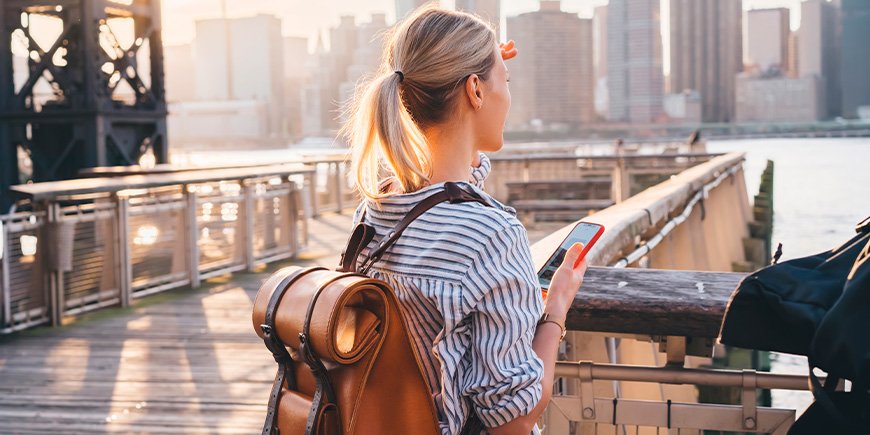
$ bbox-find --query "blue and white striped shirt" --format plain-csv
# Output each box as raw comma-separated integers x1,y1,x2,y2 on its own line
352,154,545,434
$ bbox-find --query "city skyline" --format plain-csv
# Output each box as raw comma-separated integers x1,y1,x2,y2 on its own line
162,0,809,49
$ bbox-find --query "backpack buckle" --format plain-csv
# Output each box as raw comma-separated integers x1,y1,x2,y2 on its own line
260,324,273,336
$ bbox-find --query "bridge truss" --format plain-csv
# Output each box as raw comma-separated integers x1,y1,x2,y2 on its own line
0,0,168,209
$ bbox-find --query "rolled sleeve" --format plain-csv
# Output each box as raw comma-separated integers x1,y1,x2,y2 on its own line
469,152,492,189
460,223,545,428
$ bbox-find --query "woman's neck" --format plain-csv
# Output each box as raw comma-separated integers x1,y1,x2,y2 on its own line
424,122,475,186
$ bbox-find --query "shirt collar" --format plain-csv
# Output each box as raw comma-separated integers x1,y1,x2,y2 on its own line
363,178,516,221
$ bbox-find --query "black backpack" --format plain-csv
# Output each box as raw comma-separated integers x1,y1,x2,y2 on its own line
720,216,870,433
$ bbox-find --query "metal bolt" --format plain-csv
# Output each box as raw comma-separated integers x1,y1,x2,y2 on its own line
744,417,756,429
582,407,594,419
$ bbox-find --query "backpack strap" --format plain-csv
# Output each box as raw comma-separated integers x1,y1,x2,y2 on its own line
338,221,377,273
259,266,326,435
299,273,350,435
355,182,491,274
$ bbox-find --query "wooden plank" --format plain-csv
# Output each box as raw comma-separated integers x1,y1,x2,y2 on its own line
563,266,745,339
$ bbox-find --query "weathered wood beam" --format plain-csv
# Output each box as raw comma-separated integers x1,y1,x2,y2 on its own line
564,266,745,339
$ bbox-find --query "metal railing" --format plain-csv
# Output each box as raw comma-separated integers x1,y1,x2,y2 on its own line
1,165,313,332
550,361,800,434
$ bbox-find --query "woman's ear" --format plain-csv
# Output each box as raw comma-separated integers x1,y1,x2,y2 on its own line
464,73,483,110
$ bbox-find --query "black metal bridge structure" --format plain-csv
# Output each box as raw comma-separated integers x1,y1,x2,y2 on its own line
0,0,168,210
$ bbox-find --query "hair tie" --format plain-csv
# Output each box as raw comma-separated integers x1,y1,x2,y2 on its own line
394,70,404,82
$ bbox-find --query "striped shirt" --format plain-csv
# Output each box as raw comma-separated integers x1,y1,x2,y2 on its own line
351,153,544,435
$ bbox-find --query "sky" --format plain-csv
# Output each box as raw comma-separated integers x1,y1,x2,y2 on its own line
161,0,806,48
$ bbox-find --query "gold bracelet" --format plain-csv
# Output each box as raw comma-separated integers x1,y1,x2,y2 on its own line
537,313,567,342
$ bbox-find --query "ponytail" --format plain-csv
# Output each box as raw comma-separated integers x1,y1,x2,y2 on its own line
341,5,498,201
345,70,432,201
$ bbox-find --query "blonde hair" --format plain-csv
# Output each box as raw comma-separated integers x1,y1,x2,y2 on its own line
341,5,498,201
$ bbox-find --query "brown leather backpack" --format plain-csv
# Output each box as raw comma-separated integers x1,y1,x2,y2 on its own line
252,182,491,435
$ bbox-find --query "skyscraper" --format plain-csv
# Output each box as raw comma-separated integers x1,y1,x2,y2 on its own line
193,15,285,134
798,0,841,118
455,0,500,36
396,0,436,20
840,0,870,118
607,0,663,123
669,0,742,122
506,1,594,129
745,8,790,72
592,5,608,117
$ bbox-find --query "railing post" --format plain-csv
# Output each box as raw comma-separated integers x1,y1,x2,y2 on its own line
611,157,630,203
115,194,132,307
333,161,343,213
185,186,201,288
307,169,319,217
1,217,10,329
45,202,64,326
243,183,256,272
288,183,301,255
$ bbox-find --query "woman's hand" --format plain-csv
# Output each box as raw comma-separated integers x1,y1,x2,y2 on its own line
545,243,588,316
499,40,517,61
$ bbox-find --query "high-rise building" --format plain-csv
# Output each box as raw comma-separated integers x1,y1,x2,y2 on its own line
840,0,870,118
735,73,822,122
505,1,594,129
163,44,196,102
303,14,391,136
798,0,841,118
593,5,608,117
787,31,799,76
607,0,663,123
339,14,390,115
193,15,285,135
396,0,436,20
745,8,790,72
284,36,310,140
455,0,500,36
669,0,742,122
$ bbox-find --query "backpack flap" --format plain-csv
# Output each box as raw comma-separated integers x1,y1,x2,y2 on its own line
252,266,439,434
791,235,870,433
811,234,870,388
720,229,870,355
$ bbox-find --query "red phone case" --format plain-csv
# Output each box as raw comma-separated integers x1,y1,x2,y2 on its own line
573,223,605,268
539,222,605,274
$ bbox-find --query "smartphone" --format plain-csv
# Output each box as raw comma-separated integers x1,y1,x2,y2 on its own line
537,222,605,291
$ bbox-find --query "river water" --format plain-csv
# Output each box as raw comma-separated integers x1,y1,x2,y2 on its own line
708,137,870,414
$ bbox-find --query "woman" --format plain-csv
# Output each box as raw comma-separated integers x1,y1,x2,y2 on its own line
343,6,587,435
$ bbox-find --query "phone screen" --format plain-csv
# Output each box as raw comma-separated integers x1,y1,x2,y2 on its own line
538,222,603,290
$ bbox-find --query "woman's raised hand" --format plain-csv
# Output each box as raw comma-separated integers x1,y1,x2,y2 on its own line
499,40,517,61
546,243,588,316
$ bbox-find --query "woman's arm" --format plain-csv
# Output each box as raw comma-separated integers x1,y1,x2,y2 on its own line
489,242,587,435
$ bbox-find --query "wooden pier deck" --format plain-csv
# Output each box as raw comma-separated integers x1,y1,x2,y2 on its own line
0,212,562,434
